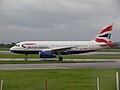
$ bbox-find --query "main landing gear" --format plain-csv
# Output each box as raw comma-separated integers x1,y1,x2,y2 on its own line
24,54,28,61
24,54,63,61
59,56,63,61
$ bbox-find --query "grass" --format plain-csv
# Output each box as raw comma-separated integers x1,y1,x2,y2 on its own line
0,53,120,59
97,49,120,52
0,69,119,90
63,54,120,59
0,60,115,64
0,54,40,58
0,48,10,51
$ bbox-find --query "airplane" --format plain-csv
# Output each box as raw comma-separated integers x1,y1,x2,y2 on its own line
10,24,116,61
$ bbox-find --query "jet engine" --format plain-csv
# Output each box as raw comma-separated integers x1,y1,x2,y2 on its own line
39,51,56,58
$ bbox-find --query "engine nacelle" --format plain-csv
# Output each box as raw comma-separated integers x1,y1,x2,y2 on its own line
39,51,56,58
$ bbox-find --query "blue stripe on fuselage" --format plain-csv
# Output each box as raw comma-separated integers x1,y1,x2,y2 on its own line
11,50,95,55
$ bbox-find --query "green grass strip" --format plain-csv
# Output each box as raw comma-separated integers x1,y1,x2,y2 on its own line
1,54,120,59
0,69,119,90
97,49,120,52
0,60,114,64
0,48,10,51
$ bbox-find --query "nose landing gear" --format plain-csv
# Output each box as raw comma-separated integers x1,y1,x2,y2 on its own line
24,54,28,61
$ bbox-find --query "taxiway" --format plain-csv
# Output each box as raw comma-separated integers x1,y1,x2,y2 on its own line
0,61,120,70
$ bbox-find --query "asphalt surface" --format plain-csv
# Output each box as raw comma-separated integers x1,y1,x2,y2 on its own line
0,61,120,70
0,51,120,70
0,51,12,54
0,58,119,61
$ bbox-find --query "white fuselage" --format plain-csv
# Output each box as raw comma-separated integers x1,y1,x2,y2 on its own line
10,40,109,55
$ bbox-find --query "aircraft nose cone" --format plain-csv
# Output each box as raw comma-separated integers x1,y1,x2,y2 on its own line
10,47,12,51
10,47,14,51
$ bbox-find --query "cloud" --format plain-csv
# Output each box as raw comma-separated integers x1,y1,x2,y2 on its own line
0,0,120,43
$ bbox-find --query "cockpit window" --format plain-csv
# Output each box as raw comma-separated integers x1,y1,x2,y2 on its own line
15,45,20,47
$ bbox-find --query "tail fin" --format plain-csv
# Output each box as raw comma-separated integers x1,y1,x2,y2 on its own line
95,24,116,47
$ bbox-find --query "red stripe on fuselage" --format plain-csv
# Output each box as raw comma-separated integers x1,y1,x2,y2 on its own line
99,25,112,34
23,43,36,46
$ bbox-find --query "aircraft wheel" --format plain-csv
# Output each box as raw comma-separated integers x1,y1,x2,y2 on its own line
59,56,63,61
24,54,28,61
24,57,27,61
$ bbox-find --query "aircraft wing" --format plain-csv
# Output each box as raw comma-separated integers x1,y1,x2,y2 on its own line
42,46,77,52
52,46,75,51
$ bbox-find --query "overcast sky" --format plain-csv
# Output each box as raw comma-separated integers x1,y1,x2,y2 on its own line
0,0,120,43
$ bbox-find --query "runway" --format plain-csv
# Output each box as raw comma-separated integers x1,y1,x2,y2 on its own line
0,51,120,70
0,61,120,70
0,58,120,62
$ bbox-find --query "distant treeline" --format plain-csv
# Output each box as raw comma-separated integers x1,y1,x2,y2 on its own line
0,43,16,48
